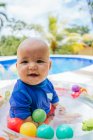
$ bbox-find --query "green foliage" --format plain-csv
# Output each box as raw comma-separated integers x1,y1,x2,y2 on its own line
57,45,74,54
0,3,6,7
0,14,93,56
27,24,44,33
0,36,26,56
65,25,90,35
82,34,93,47
48,16,57,36
47,15,90,54
84,40,93,46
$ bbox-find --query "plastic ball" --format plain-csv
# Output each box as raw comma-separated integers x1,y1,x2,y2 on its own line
19,138,28,140
9,63,18,75
36,124,54,139
0,137,6,140
20,122,37,137
72,85,80,92
0,64,5,73
0,95,4,106
71,92,80,98
32,109,46,123
56,124,73,139
82,118,93,131
7,117,23,133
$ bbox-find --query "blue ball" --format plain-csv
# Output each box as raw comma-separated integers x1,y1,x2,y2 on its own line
56,124,74,139
36,124,54,139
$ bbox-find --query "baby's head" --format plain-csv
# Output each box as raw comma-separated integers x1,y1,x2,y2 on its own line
16,37,51,85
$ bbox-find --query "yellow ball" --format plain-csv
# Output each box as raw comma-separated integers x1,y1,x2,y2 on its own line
20,122,37,137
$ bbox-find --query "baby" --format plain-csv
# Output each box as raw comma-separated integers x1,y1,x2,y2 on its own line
9,37,81,127
9,37,65,126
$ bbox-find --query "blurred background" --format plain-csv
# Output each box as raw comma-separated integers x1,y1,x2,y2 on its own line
0,0,93,55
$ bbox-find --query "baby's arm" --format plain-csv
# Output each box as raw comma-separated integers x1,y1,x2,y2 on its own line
52,103,66,115
44,102,65,124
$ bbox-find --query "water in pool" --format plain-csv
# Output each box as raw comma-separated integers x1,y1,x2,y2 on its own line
0,56,93,80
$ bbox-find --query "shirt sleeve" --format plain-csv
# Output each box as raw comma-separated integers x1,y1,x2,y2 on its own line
51,88,59,104
9,89,32,119
48,79,59,104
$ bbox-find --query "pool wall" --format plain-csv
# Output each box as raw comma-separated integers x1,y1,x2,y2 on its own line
0,55,93,71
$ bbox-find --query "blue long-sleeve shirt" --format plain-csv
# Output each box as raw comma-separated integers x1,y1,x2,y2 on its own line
9,78,59,119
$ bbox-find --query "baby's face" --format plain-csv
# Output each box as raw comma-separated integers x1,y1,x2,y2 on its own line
16,38,51,85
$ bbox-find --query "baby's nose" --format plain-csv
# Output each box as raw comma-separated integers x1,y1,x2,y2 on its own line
28,62,37,70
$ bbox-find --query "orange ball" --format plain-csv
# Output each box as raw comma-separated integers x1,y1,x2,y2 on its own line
20,122,37,137
0,137,6,140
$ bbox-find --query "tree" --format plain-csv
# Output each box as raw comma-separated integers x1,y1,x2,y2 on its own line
7,18,27,35
0,2,8,32
86,0,93,27
48,16,58,54
74,0,93,28
7,18,44,36
0,12,8,30
65,25,90,35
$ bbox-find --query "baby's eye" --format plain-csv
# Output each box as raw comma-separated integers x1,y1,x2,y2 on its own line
21,60,28,64
37,60,45,63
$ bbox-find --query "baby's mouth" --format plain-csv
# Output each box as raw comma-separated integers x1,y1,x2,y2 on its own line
27,73,39,77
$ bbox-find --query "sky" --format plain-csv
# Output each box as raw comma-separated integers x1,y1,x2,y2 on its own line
3,0,62,23
1,0,93,33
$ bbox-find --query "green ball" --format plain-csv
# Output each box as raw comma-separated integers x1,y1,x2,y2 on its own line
36,124,54,139
32,109,46,123
82,119,93,131
56,124,74,139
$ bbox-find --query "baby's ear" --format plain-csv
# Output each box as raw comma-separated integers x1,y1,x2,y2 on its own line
49,60,52,70
16,63,17,68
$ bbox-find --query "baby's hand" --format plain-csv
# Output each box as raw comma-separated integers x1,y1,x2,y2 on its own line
55,105,66,116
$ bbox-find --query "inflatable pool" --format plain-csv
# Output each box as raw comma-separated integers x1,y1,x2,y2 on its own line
0,81,93,140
